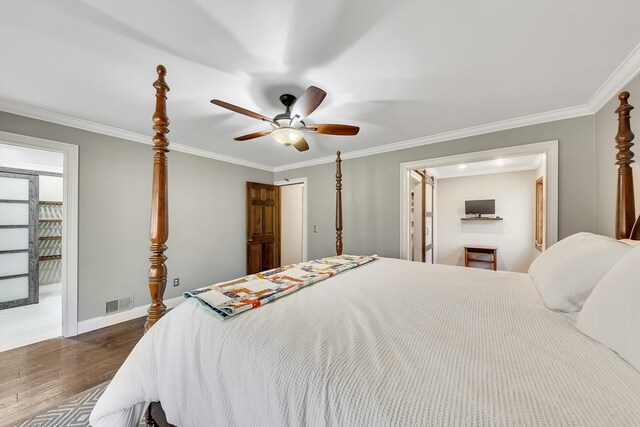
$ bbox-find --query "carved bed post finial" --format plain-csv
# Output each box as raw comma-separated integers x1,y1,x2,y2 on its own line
615,91,636,240
145,65,170,333
335,151,343,256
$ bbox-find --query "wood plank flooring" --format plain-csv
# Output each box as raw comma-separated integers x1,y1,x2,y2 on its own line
0,316,144,426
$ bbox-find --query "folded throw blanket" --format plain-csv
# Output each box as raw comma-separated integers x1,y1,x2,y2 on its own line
184,254,377,319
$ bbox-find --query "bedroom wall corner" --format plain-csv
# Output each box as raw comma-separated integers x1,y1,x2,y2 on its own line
594,72,640,237
0,110,275,324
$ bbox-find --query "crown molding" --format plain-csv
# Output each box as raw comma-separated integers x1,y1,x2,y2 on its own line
274,104,591,172
0,98,150,143
0,95,609,175
275,41,640,173
168,143,273,171
427,154,545,179
429,162,542,180
4,41,640,175
0,98,274,172
587,42,640,113
427,168,441,179
532,155,545,169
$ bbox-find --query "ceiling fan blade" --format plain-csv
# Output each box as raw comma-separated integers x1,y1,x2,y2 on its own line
290,86,327,120
211,99,275,123
293,138,310,152
304,124,360,136
234,130,271,141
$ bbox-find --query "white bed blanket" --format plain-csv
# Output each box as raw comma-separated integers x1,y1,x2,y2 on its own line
90,258,640,426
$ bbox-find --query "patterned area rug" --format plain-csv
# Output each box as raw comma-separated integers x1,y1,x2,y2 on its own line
11,382,144,427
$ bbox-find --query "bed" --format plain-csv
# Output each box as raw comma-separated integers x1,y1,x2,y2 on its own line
90,67,640,426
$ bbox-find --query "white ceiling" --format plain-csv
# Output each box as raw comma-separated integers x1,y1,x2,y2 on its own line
0,143,64,173
2,1,640,168
427,154,544,179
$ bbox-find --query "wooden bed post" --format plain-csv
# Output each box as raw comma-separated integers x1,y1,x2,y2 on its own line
335,151,343,256
145,65,170,333
614,91,636,240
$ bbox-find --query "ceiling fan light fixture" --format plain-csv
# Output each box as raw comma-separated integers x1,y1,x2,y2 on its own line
212,86,358,152
271,126,304,146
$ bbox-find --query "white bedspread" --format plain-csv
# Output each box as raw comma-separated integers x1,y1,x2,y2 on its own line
90,258,640,426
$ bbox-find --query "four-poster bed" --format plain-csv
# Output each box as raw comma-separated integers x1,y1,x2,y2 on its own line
615,91,640,240
145,65,170,333
90,67,640,427
142,67,347,332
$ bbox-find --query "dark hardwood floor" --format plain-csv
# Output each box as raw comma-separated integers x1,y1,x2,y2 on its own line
0,316,145,426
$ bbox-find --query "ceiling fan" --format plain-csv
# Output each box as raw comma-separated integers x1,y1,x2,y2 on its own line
211,86,360,152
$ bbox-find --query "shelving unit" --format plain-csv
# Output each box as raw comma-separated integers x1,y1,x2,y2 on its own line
461,217,503,221
38,202,62,274
39,255,62,261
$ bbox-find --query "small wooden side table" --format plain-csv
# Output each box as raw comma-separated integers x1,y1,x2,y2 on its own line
464,245,498,271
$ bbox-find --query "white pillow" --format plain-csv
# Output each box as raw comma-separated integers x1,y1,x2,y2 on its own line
577,246,640,371
528,232,632,312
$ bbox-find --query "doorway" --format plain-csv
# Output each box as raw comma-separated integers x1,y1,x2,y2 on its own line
425,154,546,272
0,143,67,351
246,179,308,274
275,177,307,266
0,132,79,348
400,141,558,262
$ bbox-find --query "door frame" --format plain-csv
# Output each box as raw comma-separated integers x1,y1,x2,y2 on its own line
274,177,308,262
0,131,79,337
424,172,435,263
409,170,425,262
399,140,558,261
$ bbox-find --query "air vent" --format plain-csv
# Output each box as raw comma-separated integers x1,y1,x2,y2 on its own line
105,296,134,314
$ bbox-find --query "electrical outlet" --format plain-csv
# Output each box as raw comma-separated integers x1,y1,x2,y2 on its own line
313,225,318,233
173,277,180,287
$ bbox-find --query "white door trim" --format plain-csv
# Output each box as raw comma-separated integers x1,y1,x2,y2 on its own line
0,131,79,337
274,177,308,262
399,140,559,260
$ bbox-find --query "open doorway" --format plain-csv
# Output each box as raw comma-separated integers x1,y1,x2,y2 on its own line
245,178,307,274
400,141,558,271
425,154,546,272
0,132,78,350
275,178,307,265
0,143,64,351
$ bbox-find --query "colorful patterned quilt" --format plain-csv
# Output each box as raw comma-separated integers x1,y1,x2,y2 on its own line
184,254,378,319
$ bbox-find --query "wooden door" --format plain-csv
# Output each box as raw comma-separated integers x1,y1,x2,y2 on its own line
535,177,544,250
246,182,281,274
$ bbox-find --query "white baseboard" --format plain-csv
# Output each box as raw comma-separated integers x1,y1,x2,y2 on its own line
77,296,184,335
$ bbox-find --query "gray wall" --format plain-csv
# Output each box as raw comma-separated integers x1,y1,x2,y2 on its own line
3,98,624,319
276,116,596,259
0,111,273,321
595,73,640,236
